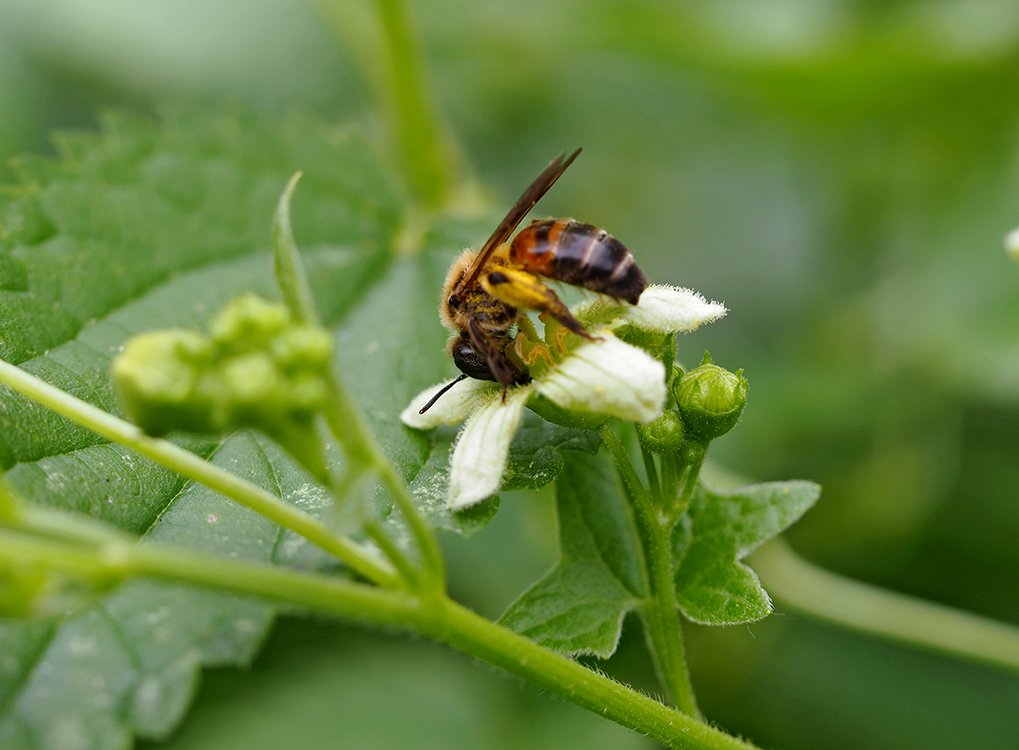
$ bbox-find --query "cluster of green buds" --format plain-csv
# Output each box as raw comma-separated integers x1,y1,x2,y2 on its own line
112,294,334,477
637,352,748,457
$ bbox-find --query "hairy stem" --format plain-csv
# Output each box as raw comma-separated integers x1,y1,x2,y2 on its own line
600,426,701,717
0,359,398,589
661,453,680,509
753,539,1019,674
670,447,704,524
0,530,758,750
426,598,754,750
640,443,663,506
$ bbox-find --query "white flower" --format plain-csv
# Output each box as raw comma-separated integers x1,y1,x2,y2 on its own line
573,284,726,333
401,284,726,510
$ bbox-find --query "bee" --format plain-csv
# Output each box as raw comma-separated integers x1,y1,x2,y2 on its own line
419,149,647,414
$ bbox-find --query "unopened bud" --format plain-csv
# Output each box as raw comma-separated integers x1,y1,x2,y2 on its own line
210,294,291,352
636,407,685,454
112,330,218,435
673,353,747,440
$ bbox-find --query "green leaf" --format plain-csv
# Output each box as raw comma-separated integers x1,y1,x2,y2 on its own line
407,413,600,536
502,414,601,492
672,480,821,625
0,111,463,747
500,451,643,658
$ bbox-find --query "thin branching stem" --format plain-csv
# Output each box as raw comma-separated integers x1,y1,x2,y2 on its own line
362,517,419,589
0,359,399,589
270,171,443,593
321,374,446,593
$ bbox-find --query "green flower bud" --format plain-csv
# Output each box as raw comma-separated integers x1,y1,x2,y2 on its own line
210,294,291,353
270,326,334,371
219,352,282,410
636,406,685,454
287,373,330,413
673,354,748,441
112,330,218,435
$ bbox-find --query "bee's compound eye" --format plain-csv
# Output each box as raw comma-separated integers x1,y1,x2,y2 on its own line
447,294,460,310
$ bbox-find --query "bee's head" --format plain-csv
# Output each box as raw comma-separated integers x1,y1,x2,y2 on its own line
450,335,496,382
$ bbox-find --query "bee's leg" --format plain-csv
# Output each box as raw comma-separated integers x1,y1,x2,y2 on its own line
467,321,528,402
482,267,595,340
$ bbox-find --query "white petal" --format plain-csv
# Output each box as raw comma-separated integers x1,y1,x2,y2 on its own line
534,333,665,423
448,388,530,509
400,377,496,429
1006,227,1019,263
623,285,727,333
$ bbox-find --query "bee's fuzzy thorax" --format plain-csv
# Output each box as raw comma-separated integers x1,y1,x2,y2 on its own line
439,249,479,331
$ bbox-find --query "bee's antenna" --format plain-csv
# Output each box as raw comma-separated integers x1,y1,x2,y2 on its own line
419,374,469,415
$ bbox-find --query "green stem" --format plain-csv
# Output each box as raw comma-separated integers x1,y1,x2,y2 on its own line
425,599,754,750
0,528,416,625
378,460,445,591
671,447,704,524
0,530,757,750
640,444,663,506
270,166,430,591
315,0,457,209
323,465,419,591
661,454,680,510
374,0,452,207
323,374,446,592
362,517,419,589
753,539,1019,674
599,426,701,717
17,505,131,547
0,359,398,589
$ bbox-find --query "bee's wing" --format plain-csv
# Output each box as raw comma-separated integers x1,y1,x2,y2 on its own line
455,148,581,295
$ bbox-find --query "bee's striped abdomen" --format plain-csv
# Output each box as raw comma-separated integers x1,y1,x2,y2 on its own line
509,219,646,304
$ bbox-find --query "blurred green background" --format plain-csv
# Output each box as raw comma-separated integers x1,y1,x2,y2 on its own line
3,1,1018,748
